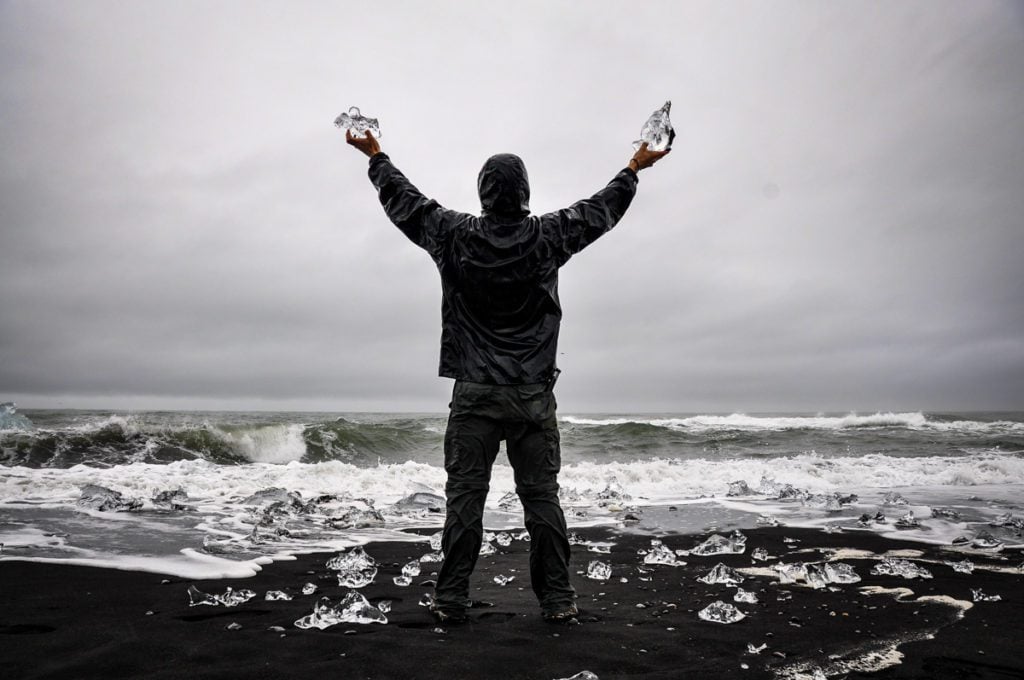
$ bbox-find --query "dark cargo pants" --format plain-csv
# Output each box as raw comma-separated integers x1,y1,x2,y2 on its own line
434,380,575,615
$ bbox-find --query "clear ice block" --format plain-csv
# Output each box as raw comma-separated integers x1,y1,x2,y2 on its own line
644,540,685,566
187,585,256,607
747,642,767,654
555,672,599,680
77,484,143,512
479,542,496,556
294,592,387,629
429,531,444,550
633,101,674,152
895,511,920,528
393,575,412,587
402,560,422,577
495,532,512,547
774,562,807,584
265,590,293,601
870,557,933,579
727,480,754,496
698,563,745,586
751,548,770,562
302,583,317,595
697,600,746,624
823,562,861,584
691,533,745,556
493,574,515,586
734,588,759,604
587,560,612,581
946,559,975,574
971,588,1001,602
420,550,444,563
333,106,380,139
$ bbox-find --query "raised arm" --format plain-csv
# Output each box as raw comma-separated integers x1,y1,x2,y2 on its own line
544,141,671,264
347,130,459,256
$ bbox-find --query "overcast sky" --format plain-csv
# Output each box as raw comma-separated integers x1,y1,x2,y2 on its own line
1,1,1022,413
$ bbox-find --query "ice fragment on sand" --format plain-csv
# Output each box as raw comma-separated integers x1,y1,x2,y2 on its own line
187,585,256,607
225,622,242,631
871,557,933,579
751,548,770,562
493,574,515,586
479,542,496,556
756,514,780,527
727,480,754,496
392,575,412,587
805,564,829,590
947,559,975,574
391,492,444,514
77,484,143,512
734,588,759,604
698,601,746,624
418,593,435,607
883,491,909,506
429,531,443,551
972,530,1004,550
823,562,861,584
895,511,920,529
402,560,421,577
587,560,612,581
420,550,444,563
495,532,512,547
302,583,317,595
691,533,745,556
333,106,380,138
326,546,377,588
294,592,387,629
774,562,807,584
698,563,744,586
931,507,963,520
643,540,685,566
554,672,599,680
265,590,292,601
496,491,522,511
377,600,392,613
971,588,1001,602
633,100,674,151
747,642,767,654
990,512,1024,529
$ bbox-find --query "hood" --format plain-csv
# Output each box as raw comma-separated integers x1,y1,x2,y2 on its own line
477,153,530,218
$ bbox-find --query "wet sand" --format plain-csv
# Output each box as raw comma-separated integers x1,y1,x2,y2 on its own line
1,526,1021,680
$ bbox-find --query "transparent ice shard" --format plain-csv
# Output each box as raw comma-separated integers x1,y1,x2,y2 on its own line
479,542,496,556
294,592,387,629
805,564,829,589
756,514,780,527
393,575,412,587
823,562,861,584
77,484,143,512
429,531,444,551
333,106,380,139
774,562,807,584
402,560,422,578
495,532,512,547
391,492,444,514
633,101,674,152
587,560,612,581
727,480,754,496
377,600,392,613
751,548,770,562
946,559,975,574
496,491,522,511
895,511,920,529
337,567,376,588
883,492,909,506
420,550,444,563
555,672,599,680
698,563,745,586
588,544,611,554
971,588,1001,602
691,533,745,556
418,593,435,607
644,540,685,566
302,583,317,595
972,530,1004,550
493,574,515,586
734,588,759,604
327,546,377,588
697,600,746,624
265,590,293,601
188,585,256,607
514,530,530,541
152,488,192,511
870,557,933,579
747,642,767,654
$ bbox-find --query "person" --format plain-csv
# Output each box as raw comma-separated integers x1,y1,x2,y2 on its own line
346,126,669,624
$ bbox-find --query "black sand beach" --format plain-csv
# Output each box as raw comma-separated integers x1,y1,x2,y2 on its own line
2,526,1021,680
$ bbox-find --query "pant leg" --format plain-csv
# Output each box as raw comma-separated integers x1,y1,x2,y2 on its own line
434,388,502,613
505,386,575,612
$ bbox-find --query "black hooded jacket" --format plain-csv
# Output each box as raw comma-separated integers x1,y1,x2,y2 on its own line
367,152,638,385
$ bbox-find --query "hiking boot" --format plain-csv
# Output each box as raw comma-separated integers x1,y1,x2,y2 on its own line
429,604,468,625
542,603,579,623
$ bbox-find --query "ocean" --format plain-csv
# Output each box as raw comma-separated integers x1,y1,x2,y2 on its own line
1,404,1022,578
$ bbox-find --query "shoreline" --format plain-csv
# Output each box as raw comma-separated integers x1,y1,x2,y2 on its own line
2,526,1022,679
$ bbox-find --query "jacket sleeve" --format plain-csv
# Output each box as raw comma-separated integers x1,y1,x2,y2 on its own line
367,153,462,257
542,167,639,265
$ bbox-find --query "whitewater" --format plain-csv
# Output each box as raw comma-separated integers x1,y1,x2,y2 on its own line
1,405,1022,578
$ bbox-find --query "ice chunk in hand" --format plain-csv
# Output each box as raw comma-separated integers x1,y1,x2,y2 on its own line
333,106,380,138
294,592,387,629
698,600,746,624
633,101,674,151
78,484,142,512
587,560,612,581
698,563,744,586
